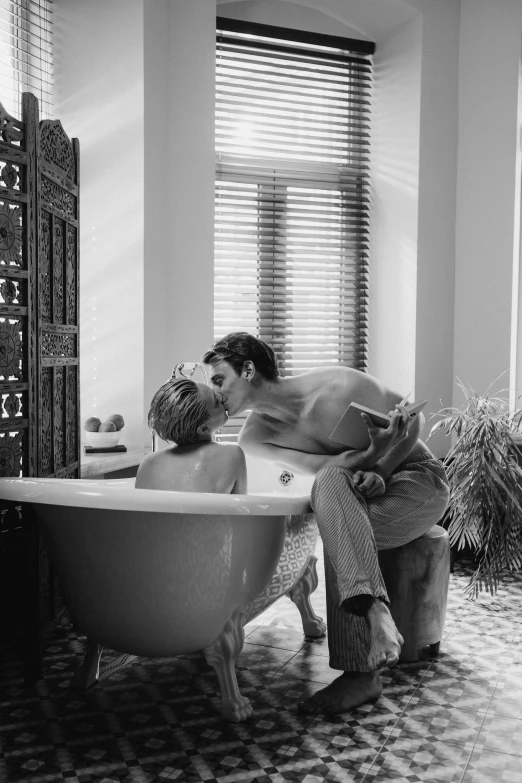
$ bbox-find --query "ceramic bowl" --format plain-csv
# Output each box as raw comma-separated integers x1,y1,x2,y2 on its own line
85,431,121,449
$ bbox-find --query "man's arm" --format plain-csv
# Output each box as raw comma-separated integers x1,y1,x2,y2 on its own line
239,413,408,477
238,436,333,475
372,412,424,480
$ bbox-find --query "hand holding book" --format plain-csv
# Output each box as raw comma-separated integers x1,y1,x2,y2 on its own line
329,398,428,451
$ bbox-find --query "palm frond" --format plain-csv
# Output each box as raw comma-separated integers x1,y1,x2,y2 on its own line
429,377,522,596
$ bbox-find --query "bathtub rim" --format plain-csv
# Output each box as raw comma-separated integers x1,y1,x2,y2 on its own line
0,477,312,516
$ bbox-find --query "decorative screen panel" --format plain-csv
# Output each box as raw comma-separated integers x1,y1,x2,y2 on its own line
0,93,80,668
0,92,80,480
37,117,80,478
0,96,34,478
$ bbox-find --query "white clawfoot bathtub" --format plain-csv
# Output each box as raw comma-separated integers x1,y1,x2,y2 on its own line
0,470,325,722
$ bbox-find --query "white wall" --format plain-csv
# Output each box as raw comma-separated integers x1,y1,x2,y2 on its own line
455,0,522,406
369,16,422,400
411,0,460,453
217,0,370,40
53,0,145,450
143,0,216,441
54,0,216,449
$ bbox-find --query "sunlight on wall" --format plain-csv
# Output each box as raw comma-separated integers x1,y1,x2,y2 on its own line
455,0,522,407
368,16,421,399
54,0,145,450
143,0,215,441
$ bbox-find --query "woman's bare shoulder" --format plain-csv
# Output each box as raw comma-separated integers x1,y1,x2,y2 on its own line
205,442,245,464
135,447,175,481
137,448,169,471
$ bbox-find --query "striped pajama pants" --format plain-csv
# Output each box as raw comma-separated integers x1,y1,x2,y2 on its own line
311,452,450,672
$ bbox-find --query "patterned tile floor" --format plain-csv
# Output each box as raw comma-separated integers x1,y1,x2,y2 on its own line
1,543,521,783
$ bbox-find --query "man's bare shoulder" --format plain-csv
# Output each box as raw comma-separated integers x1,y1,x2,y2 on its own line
298,366,365,388
296,366,391,402
239,412,269,444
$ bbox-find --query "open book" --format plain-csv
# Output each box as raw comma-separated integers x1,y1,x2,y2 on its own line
329,400,428,450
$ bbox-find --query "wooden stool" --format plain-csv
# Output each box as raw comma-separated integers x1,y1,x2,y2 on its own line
378,525,450,662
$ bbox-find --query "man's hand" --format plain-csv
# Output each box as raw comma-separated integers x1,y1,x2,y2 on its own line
328,409,409,473
353,470,386,498
362,410,409,462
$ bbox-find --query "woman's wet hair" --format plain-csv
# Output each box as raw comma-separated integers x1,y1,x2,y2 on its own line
202,332,279,380
148,379,209,445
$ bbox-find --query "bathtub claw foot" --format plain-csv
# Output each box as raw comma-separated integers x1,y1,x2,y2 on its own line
71,640,103,690
288,555,326,638
71,640,137,690
98,652,138,680
203,608,250,722
222,694,253,723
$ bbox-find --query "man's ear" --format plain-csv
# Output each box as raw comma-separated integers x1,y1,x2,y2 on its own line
196,423,210,435
242,360,256,382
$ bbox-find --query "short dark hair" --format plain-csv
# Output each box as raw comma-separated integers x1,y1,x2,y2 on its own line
148,379,209,445
202,332,279,381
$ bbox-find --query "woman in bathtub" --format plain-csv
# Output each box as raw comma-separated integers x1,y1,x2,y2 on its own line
136,378,247,493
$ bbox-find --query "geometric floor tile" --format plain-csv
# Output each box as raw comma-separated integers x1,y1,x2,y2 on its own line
462,747,522,783
387,702,487,749
1,547,521,783
488,685,522,718
475,714,522,756
365,740,473,782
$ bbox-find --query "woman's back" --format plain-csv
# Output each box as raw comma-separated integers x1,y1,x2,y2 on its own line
135,441,247,494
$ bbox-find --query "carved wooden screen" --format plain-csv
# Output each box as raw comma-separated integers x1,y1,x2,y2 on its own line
0,94,80,667
37,113,80,477
0,94,37,477
0,92,80,481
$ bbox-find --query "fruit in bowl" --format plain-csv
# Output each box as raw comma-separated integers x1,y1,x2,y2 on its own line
85,416,102,432
99,421,116,432
106,413,125,431
84,430,121,448
84,414,125,448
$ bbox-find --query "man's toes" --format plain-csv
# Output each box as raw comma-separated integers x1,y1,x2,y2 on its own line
368,652,386,671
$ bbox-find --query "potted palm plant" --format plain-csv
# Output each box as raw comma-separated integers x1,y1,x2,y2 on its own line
429,379,522,597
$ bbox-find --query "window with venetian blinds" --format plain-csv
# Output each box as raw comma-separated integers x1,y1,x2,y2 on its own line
0,0,53,119
215,18,374,441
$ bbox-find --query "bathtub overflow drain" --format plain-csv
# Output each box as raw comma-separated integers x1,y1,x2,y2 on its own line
279,470,294,486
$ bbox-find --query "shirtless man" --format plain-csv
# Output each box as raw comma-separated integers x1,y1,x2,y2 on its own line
203,332,449,714
136,377,247,494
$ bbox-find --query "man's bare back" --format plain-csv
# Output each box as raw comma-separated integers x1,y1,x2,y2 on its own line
136,442,246,494
239,366,429,463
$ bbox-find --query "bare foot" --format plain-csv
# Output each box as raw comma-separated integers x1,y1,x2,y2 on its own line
367,600,403,670
298,671,382,714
